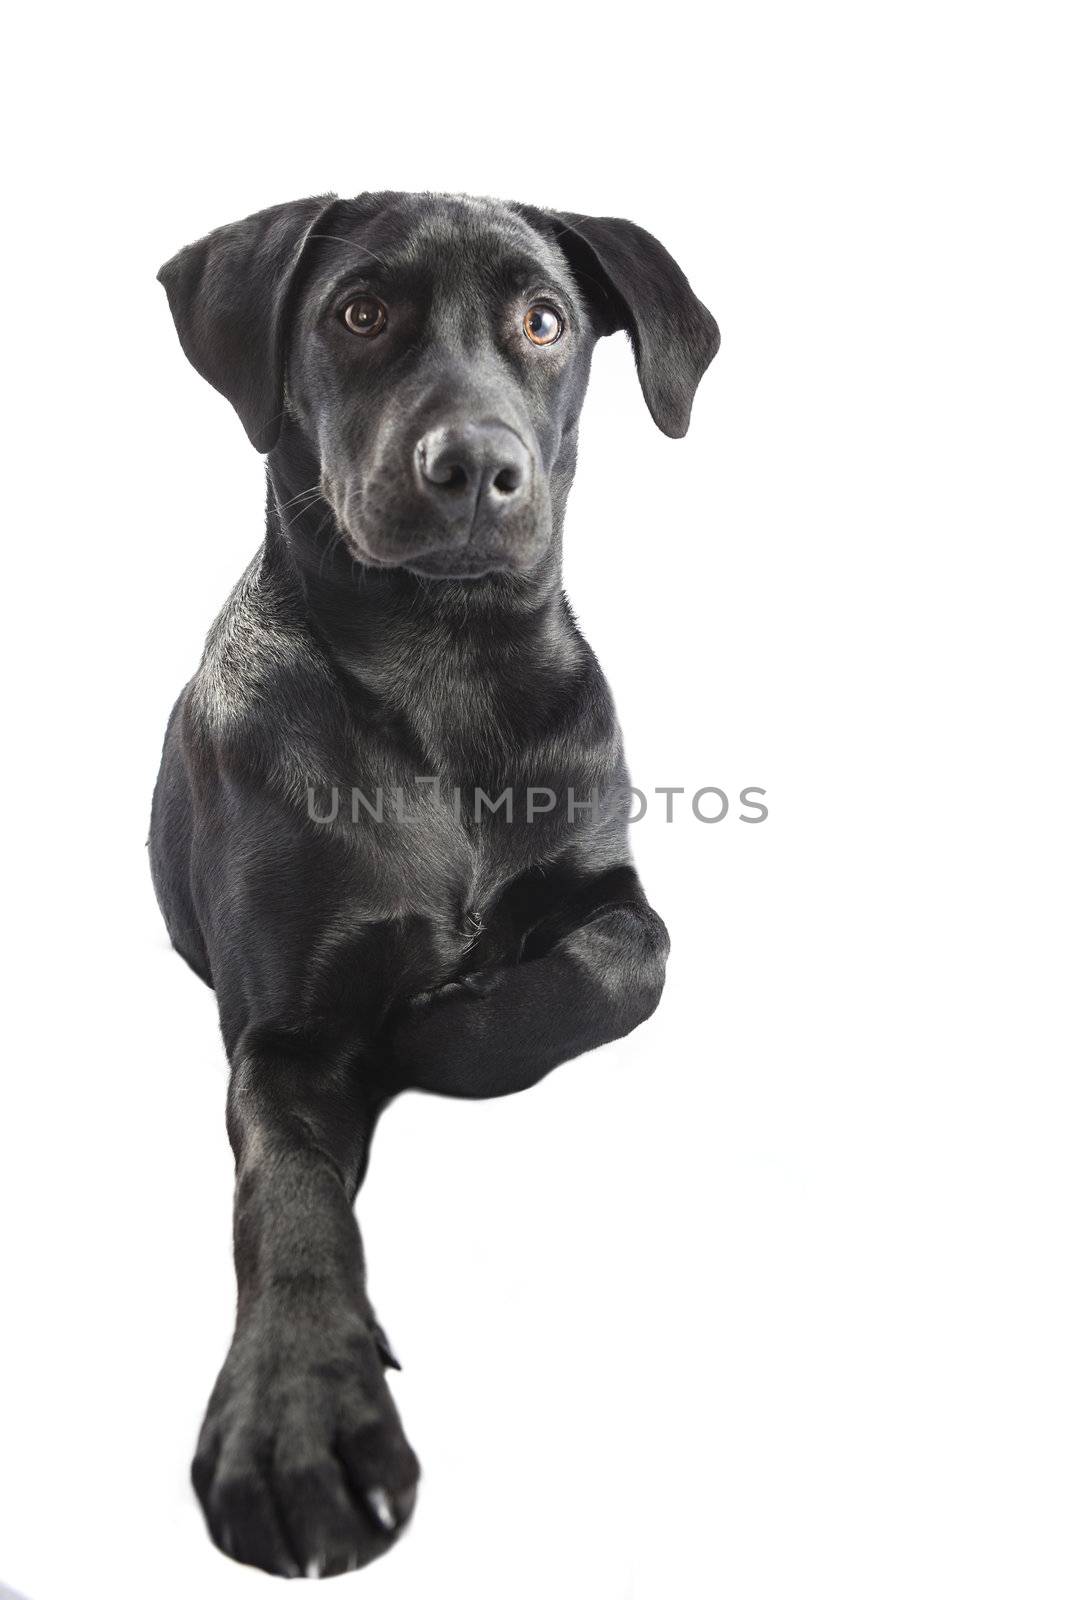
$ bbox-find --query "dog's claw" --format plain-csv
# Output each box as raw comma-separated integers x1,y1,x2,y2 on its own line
371,1318,402,1371
365,1486,398,1532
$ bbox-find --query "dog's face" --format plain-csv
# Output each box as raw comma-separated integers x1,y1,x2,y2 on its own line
159,192,719,581
287,196,596,579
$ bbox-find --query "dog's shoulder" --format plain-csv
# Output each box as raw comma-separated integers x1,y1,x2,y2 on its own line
189,546,336,733
179,545,349,807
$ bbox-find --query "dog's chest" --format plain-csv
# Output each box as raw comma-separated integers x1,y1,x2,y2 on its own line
333,778,513,930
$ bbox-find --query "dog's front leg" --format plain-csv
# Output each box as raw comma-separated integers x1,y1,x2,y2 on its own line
387,874,669,1099
192,1035,419,1578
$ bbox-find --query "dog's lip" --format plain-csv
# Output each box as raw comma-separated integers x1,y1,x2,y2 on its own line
341,523,540,580
399,552,502,580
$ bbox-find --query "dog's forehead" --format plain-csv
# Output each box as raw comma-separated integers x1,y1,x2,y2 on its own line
333,193,572,292
398,195,540,261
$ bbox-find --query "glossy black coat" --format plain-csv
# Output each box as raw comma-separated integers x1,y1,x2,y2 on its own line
151,191,717,1577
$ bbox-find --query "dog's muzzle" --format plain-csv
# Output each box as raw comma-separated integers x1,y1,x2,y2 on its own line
342,415,550,579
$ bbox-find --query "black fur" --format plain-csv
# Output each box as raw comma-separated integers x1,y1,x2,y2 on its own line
152,190,717,1577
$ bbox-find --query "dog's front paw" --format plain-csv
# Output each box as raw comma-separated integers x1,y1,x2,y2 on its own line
192,1303,419,1577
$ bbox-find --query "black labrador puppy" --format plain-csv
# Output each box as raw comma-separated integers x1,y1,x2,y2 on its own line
152,191,718,1578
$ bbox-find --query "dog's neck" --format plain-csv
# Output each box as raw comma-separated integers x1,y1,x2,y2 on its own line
261,444,584,718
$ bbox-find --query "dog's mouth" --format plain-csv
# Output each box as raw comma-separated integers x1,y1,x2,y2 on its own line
336,492,551,581
341,530,512,581
378,547,513,580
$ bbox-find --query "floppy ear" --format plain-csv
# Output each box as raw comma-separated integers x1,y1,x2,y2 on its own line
157,194,337,452
519,208,719,438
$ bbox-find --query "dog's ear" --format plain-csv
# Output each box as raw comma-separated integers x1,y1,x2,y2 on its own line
517,207,719,438
157,194,337,452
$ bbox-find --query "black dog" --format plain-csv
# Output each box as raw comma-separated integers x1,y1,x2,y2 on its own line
152,191,718,1578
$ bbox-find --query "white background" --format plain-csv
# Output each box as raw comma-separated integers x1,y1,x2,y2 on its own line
2,4,1064,1597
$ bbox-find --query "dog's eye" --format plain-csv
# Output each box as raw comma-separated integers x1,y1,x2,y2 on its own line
343,297,387,337
523,304,563,346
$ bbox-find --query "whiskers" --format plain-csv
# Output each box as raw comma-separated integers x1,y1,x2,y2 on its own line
269,482,344,576
288,491,332,529
316,517,348,578
313,490,368,580
273,485,324,515
269,474,373,583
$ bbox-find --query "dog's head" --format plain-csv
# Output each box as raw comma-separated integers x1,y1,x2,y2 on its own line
159,192,718,580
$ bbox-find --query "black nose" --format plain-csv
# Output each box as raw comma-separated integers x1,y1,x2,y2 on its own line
415,423,529,518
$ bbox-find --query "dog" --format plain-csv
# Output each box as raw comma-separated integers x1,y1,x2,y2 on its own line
152,190,718,1578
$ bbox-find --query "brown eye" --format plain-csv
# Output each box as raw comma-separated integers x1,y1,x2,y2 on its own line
343,296,387,337
523,303,563,345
